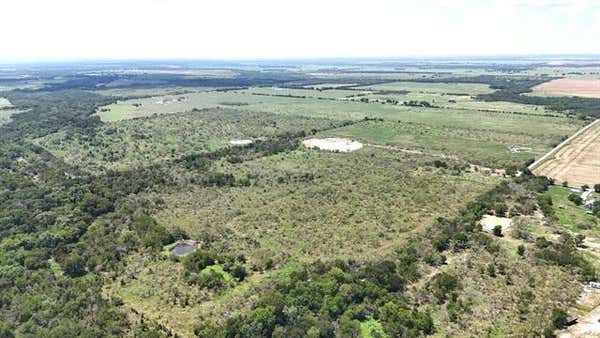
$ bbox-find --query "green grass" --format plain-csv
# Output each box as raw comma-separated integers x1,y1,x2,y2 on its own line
544,186,599,232
95,87,576,133
355,81,494,95
361,318,389,338
201,264,233,282
93,88,581,169
27,74,590,337
319,119,566,168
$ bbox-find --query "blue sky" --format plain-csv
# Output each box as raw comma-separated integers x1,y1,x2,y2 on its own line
1,0,600,61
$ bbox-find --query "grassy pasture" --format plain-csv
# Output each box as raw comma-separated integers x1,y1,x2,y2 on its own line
543,187,598,233
354,81,495,95
96,88,580,136
359,90,552,116
248,86,356,99
319,119,572,168
91,84,581,169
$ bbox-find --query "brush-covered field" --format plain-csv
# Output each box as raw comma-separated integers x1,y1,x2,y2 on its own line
35,108,346,172
3,59,600,338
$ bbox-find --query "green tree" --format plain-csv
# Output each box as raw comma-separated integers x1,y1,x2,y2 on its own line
183,250,217,273
568,193,583,206
517,244,525,257
551,308,568,328
64,254,86,278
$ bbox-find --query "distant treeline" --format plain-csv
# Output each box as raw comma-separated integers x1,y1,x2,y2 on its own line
7,70,306,92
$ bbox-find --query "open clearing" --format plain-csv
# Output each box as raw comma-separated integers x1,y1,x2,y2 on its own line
534,120,600,187
0,97,21,125
318,119,577,168
302,137,363,152
481,215,512,232
532,78,600,98
229,139,253,146
0,97,11,108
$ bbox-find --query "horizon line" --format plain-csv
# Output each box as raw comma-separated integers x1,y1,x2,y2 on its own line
3,53,600,65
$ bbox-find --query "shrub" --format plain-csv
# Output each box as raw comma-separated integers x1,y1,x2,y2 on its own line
184,250,217,273
551,307,568,328
429,272,459,303
517,245,525,257
64,254,87,278
568,193,583,206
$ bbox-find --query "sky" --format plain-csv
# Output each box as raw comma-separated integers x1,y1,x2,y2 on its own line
2,0,600,61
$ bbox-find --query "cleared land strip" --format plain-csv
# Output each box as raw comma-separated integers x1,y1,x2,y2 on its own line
366,143,459,160
532,119,600,187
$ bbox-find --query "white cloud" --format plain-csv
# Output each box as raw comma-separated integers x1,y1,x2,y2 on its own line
0,0,599,61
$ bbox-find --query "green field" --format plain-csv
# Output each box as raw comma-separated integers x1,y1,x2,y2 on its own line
355,81,495,95
544,187,599,232
91,85,581,169
319,119,567,168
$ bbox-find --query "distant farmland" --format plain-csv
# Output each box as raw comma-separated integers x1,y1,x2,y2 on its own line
532,78,600,98
533,119,600,187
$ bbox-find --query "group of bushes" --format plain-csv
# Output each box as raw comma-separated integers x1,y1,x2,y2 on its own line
182,249,247,290
196,247,435,338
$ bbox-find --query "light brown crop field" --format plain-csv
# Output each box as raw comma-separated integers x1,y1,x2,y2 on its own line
534,120,600,187
532,78,600,98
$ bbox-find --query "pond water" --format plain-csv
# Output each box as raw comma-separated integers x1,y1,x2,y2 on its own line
172,244,196,256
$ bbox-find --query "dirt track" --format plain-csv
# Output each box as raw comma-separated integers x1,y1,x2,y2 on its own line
534,120,600,187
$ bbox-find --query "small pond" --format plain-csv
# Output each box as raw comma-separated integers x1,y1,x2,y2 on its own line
172,244,196,256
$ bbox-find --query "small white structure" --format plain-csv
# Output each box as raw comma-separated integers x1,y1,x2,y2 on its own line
589,281,600,289
302,138,363,152
229,139,253,146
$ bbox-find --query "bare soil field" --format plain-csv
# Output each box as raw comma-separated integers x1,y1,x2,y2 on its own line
532,79,600,98
302,137,363,152
534,120,600,186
